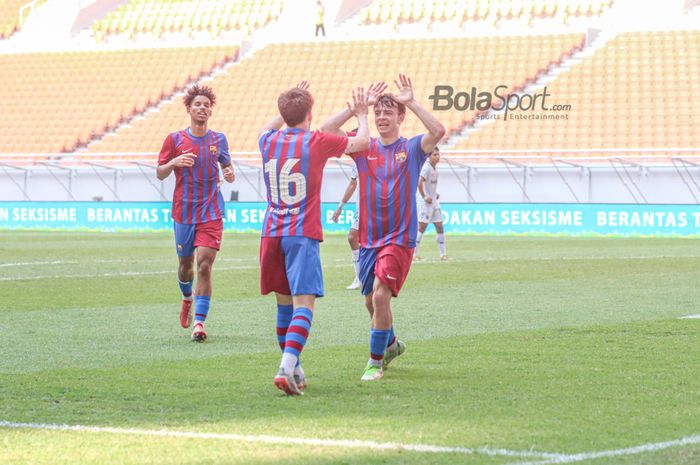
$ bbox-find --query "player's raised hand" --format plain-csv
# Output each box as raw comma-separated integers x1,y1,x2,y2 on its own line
222,165,235,183
389,74,415,105
296,80,310,91
349,86,369,117
367,81,388,106
173,152,196,168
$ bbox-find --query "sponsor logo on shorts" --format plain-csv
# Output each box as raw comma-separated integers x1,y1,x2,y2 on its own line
386,273,398,281
177,244,183,251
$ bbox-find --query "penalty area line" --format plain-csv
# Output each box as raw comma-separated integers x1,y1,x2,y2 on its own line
0,420,563,459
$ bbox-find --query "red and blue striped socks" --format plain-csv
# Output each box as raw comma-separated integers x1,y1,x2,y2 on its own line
276,304,294,351
280,307,313,373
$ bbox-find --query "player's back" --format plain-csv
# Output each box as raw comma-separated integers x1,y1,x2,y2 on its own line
259,128,348,241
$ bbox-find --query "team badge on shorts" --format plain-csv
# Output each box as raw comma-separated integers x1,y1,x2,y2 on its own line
210,145,218,155
177,243,183,252
394,151,407,162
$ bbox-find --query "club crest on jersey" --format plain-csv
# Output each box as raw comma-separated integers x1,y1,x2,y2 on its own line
394,151,407,162
209,145,218,155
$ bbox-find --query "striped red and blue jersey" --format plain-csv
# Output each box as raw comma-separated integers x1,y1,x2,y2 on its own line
259,128,348,241
158,128,230,224
350,135,427,248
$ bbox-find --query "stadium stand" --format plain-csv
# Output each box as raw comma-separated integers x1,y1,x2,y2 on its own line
91,0,284,41
0,0,46,39
86,34,584,158
360,0,614,26
0,45,237,155
452,30,699,155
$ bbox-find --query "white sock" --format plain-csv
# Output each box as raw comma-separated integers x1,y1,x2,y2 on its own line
415,231,423,255
294,365,305,379
437,233,446,256
352,248,360,280
368,358,382,368
280,353,298,374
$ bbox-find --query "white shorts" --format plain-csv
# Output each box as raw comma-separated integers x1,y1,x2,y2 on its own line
419,203,443,224
351,215,359,231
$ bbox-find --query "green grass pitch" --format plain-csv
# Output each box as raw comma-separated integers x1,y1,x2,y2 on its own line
0,231,699,464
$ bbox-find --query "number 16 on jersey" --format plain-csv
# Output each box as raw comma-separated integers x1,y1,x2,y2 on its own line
264,159,308,205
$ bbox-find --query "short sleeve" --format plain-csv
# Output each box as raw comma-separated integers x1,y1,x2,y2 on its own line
217,133,231,165
258,130,275,153
407,134,428,160
313,131,348,160
158,134,175,166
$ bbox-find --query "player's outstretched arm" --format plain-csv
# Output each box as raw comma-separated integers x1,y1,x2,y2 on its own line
260,81,310,133
332,178,358,222
344,87,371,153
320,82,387,137
389,74,445,154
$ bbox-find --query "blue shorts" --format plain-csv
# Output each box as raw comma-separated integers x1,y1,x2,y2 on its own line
359,244,414,297
174,222,196,257
260,236,324,297
174,220,223,257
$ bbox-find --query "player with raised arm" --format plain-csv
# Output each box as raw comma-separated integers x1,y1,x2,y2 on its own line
415,146,447,261
259,81,370,395
321,75,445,381
156,85,235,342
331,164,361,290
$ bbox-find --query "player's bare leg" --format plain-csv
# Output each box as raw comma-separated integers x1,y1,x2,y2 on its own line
414,222,428,261
364,293,374,319
178,256,195,328
347,228,361,289
435,222,447,260
191,246,217,342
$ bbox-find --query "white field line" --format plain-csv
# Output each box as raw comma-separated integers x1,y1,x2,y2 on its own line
0,265,260,281
506,434,700,465
0,260,77,267
0,420,563,459
679,314,700,319
3,254,698,282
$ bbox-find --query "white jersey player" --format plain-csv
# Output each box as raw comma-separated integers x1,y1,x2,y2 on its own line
332,164,361,289
415,146,447,261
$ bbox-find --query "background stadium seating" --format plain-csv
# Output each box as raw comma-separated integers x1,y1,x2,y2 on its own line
360,0,614,26
452,30,699,155
86,34,584,158
0,0,46,39
91,0,283,41
0,45,237,154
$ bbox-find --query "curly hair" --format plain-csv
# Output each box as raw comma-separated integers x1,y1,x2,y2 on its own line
183,85,216,108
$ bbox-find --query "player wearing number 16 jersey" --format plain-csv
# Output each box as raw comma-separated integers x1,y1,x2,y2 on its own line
259,82,370,395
